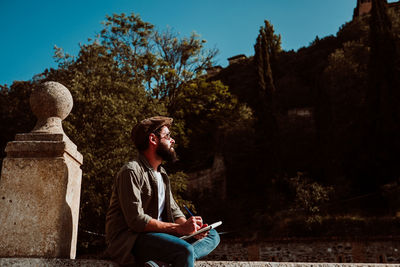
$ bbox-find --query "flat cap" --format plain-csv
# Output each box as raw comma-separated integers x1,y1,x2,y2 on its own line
131,116,173,150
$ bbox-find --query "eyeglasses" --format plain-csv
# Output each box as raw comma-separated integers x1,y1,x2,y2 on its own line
153,131,172,141
160,132,172,140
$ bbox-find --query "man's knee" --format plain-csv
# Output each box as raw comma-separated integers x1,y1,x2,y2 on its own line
180,241,195,258
208,229,220,248
171,241,195,266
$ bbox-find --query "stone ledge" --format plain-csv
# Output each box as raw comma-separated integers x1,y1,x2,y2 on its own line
1,259,398,267
5,140,83,164
195,262,400,267
0,258,118,266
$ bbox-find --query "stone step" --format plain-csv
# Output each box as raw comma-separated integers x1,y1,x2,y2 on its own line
0,259,399,267
196,262,400,267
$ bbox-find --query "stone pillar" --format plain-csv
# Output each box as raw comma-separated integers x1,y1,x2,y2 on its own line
0,81,83,259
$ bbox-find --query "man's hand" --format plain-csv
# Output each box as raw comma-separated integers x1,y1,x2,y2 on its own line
144,216,205,236
193,223,209,240
176,216,203,236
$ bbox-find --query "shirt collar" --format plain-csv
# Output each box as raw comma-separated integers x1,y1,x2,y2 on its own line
138,153,167,175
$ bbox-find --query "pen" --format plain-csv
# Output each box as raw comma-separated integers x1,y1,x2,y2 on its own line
183,205,194,217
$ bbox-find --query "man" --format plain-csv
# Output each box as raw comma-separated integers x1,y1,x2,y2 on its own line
105,116,220,266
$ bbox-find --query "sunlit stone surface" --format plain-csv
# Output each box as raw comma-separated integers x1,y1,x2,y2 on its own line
0,82,82,259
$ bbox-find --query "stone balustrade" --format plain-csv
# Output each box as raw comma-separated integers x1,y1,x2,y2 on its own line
0,81,83,259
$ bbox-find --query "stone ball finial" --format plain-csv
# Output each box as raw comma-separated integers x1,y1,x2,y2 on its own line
30,81,73,134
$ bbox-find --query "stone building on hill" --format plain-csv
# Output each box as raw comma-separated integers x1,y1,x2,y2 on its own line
227,54,247,65
353,0,400,19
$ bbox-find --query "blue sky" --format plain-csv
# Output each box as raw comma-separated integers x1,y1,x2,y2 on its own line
1,0,362,86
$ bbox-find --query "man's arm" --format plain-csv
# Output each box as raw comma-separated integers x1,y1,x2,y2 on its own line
175,216,210,240
116,168,152,232
175,217,187,225
144,216,203,236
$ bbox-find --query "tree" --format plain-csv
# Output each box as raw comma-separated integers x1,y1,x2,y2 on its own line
0,82,36,168
254,20,281,98
289,172,333,225
319,41,369,188
152,29,218,109
34,12,224,253
361,0,400,192
170,78,240,171
41,41,164,252
252,20,281,193
99,13,218,111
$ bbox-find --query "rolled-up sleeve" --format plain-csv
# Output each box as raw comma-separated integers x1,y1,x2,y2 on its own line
117,168,152,232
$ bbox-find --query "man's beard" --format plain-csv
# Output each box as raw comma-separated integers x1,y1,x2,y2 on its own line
156,142,178,163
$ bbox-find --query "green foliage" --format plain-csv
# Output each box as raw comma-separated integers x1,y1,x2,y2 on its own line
42,41,165,253
337,16,370,44
171,78,242,171
289,172,333,225
358,0,400,191
99,13,218,109
252,20,281,196
258,20,282,58
323,41,368,127
3,4,400,246
0,82,36,165
31,12,224,253
254,20,279,97
168,171,195,214
0,13,236,253
214,9,400,237
152,29,218,106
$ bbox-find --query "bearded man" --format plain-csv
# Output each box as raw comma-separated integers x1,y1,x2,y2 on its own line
105,116,220,267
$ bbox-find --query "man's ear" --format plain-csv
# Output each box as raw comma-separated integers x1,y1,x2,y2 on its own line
149,133,158,146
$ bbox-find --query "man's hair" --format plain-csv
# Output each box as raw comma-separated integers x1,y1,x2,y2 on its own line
135,135,151,152
135,128,162,151
131,116,173,151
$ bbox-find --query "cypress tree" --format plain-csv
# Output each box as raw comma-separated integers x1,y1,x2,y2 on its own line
362,0,400,192
252,20,281,199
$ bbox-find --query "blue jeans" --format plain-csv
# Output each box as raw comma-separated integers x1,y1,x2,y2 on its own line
132,229,220,267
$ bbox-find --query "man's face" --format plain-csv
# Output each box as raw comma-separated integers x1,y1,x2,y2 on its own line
155,126,177,162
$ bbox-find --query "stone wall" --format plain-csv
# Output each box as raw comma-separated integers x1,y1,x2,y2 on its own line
187,154,227,200
358,0,372,17
203,238,400,264
354,0,400,19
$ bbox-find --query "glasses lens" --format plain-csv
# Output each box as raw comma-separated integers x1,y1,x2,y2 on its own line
164,133,171,140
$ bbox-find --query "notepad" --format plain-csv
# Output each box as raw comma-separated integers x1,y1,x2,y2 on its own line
180,221,222,240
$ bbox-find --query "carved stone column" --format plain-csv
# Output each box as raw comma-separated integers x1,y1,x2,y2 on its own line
0,81,83,259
